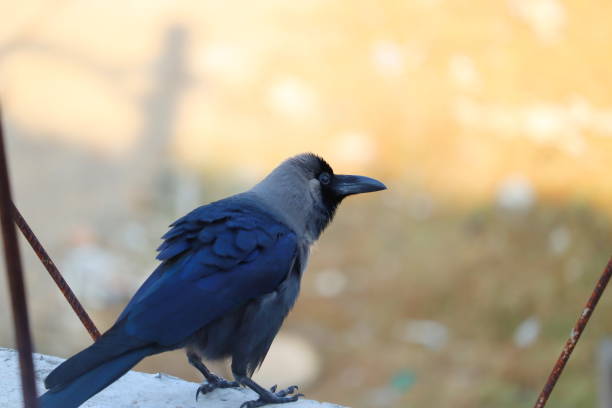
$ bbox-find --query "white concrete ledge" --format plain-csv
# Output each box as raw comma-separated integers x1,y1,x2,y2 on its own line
0,347,345,408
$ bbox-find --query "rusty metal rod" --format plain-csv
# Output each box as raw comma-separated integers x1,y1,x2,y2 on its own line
533,257,612,408
0,106,39,407
11,202,101,341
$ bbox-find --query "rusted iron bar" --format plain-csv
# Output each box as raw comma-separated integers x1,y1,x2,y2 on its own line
0,107,39,407
533,257,612,408
11,202,101,340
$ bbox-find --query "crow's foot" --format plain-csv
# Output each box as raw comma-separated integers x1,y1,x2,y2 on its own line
240,385,303,408
195,374,240,400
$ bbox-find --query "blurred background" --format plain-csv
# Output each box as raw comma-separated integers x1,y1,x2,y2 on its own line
1,1,612,407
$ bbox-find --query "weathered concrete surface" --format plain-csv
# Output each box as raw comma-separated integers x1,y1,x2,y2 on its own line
0,348,345,408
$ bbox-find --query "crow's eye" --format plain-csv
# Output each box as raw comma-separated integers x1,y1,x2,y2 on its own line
318,172,331,185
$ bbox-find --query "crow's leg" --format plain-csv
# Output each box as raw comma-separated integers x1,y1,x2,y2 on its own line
235,375,303,408
187,352,240,399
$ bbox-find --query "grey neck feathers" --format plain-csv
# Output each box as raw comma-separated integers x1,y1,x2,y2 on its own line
250,161,329,244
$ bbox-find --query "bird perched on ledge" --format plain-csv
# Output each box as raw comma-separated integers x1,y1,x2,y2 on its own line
39,153,386,408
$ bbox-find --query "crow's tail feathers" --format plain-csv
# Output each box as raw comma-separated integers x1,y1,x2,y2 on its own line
44,321,147,391
39,346,154,408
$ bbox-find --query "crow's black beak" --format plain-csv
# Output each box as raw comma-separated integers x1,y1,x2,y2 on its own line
332,174,387,197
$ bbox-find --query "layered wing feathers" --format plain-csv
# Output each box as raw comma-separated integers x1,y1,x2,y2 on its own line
119,196,297,346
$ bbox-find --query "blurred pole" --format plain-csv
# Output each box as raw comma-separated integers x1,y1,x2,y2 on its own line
599,339,612,408
140,26,186,158
136,26,191,214
0,106,39,407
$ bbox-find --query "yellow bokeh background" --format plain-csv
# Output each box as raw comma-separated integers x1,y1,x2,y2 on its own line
1,1,612,407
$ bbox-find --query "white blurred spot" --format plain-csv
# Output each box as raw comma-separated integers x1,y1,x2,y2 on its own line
267,77,317,118
398,320,449,351
514,317,540,348
61,244,131,309
496,175,536,211
371,41,405,76
452,97,610,155
118,221,149,252
173,171,203,215
197,43,252,84
509,0,566,44
253,333,321,388
449,55,481,90
549,226,571,255
314,268,348,298
524,104,564,143
331,131,377,165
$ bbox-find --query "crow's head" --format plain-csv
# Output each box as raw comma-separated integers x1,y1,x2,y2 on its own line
252,153,386,242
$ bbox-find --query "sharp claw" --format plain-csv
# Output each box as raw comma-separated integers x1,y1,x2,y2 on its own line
195,385,209,401
276,385,301,397
240,384,303,407
195,378,239,401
